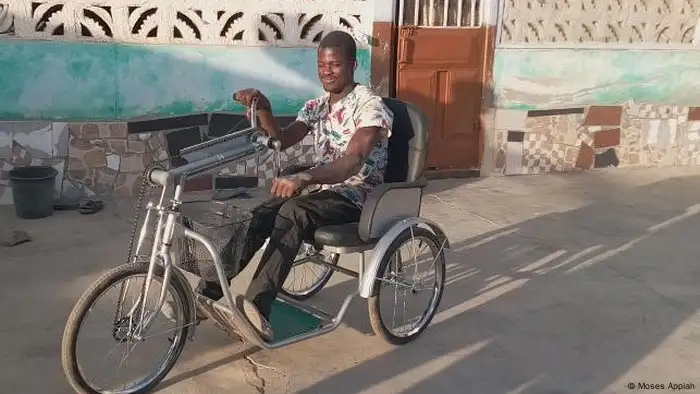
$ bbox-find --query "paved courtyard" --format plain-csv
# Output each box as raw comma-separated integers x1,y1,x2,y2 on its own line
3,166,700,393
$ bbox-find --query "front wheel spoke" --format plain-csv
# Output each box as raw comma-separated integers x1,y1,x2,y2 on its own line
117,339,138,372
140,321,197,341
70,270,187,392
100,340,126,383
109,340,132,386
402,288,408,332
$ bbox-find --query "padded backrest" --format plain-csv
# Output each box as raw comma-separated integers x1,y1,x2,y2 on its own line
382,98,430,183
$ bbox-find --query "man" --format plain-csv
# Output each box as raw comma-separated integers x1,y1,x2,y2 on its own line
168,30,394,341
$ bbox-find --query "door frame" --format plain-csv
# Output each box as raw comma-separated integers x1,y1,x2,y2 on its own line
386,0,500,173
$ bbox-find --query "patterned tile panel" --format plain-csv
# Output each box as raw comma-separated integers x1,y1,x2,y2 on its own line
497,102,700,176
584,106,623,126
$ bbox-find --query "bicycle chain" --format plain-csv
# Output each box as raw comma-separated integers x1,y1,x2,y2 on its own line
113,158,170,331
124,160,170,266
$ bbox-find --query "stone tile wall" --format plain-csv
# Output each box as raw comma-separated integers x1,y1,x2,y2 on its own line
0,121,170,204
492,102,700,175
67,123,169,198
0,119,315,205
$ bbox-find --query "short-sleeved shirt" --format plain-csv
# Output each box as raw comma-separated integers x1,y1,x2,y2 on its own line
295,84,394,207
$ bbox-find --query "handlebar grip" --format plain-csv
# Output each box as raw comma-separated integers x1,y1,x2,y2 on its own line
252,134,282,151
267,137,282,151
249,97,258,129
147,167,170,186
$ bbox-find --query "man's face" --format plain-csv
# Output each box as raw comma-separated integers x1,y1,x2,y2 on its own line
317,47,356,93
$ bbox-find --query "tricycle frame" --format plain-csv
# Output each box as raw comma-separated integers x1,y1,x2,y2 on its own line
131,145,449,350
133,172,448,349
62,96,452,394
132,179,361,349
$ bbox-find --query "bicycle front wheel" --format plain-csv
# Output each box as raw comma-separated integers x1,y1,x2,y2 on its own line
61,262,192,394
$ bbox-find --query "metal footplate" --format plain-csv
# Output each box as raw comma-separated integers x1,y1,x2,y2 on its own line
194,290,361,348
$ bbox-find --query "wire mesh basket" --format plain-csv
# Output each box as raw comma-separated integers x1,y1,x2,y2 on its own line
177,203,253,282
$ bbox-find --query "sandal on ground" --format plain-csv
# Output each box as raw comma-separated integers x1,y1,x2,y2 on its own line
78,198,104,215
53,197,82,211
234,295,274,342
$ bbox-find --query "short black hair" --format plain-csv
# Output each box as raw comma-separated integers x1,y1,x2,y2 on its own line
318,30,357,62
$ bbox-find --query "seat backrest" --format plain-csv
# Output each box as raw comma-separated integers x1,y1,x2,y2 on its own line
357,98,429,241
382,98,430,183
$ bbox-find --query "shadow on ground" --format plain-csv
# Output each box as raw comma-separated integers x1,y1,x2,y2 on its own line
286,172,700,393
141,169,700,393
5,163,700,394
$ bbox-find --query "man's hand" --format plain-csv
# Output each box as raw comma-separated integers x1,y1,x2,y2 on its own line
271,172,312,198
233,88,286,139
233,88,271,111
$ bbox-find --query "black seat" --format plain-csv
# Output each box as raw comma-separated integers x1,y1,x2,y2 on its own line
313,97,430,248
313,222,364,247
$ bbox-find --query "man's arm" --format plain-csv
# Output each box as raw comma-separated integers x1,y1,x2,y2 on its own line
257,111,310,150
303,126,382,185
234,88,311,150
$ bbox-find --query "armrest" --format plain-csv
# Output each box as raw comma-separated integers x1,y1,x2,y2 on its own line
280,164,314,176
358,178,428,242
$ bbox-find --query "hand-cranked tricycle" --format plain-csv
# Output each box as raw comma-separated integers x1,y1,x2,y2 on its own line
60,97,450,393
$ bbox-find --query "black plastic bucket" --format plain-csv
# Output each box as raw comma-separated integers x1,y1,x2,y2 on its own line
9,165,58,219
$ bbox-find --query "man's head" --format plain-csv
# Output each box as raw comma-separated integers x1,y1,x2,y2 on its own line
317,30,357,94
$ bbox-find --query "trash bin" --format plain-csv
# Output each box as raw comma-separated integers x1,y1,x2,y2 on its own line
9,165,58,219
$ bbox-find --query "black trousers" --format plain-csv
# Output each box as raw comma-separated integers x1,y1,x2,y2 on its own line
196,190,361,319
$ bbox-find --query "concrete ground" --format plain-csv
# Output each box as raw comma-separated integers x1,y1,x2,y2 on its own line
3,166,700,393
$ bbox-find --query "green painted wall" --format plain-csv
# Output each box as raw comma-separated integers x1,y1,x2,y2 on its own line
0,41,372,120
493,48,700,110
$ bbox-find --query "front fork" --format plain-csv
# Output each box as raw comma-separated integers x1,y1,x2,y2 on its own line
116,185,182,339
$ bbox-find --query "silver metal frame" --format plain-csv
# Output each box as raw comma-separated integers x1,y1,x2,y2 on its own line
126,98,452,349
359,217,450,298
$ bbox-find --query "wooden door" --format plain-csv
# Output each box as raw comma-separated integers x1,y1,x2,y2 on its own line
395,1,486,170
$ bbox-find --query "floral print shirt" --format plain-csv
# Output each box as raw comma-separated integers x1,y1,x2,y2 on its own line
295,84,394,207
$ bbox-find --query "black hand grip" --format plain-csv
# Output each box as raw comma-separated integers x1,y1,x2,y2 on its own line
267,137,282,151
251,134,282,151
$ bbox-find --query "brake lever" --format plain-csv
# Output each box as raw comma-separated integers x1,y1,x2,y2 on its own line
246,97,283,177
249,97,259,130
273,146,281,178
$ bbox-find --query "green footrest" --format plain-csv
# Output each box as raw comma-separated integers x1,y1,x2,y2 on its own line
268,299,322,343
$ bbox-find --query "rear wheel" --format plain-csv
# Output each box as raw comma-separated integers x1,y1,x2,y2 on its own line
368,227,446,345
280,243,337,301
61,263,192,394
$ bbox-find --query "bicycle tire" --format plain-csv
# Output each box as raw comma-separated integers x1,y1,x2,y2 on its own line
280,251,338,300
368,227,446,345
61,262,192,394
